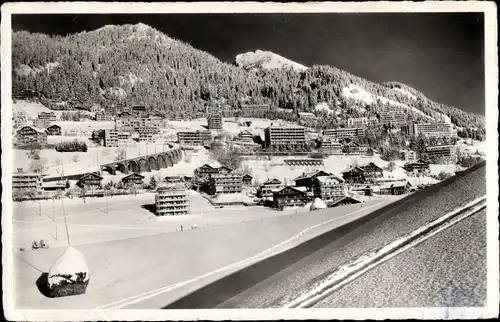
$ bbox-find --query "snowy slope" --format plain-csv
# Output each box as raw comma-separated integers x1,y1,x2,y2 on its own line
235,50,308,72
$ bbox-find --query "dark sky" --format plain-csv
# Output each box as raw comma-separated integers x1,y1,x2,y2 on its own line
12,13,485,115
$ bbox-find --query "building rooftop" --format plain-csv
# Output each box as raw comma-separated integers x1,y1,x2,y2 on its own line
316,175,345,184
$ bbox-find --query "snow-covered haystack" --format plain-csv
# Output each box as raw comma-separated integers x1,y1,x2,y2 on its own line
310,198,327,211
47,246,90,298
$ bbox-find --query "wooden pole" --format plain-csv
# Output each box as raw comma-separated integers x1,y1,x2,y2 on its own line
61,198,71,246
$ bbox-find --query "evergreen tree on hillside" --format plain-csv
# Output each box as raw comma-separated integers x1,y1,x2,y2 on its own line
12,24,485,135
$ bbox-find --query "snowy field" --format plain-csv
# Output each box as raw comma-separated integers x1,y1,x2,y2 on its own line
13,189,342,250
14,196,400,309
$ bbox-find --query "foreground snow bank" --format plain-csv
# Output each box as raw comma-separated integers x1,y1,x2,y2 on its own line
47,246,90,297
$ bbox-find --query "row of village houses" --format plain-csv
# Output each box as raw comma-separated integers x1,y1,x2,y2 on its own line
13,156,438,215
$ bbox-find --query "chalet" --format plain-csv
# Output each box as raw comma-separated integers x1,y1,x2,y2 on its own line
194,164,219,183
217,166,233,174
342,166,367,184
121,173,145,187
76,173,103,190
343,141,368,153
403,159,430,176
327,196,362,208
359,162,384,180
294,170,332,190
312,175,348,202
242,174,253,186
46,124,62,136
258,178,283,198
379,181,411,195
15,125,47,146
272,186,308,209
164,176,183,184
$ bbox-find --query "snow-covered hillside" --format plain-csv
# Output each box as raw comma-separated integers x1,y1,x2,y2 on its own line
235,50,308,72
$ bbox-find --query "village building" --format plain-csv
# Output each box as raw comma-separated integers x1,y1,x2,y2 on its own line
194,164,219,183
312,175,348,203
298,112,317,120
95,111,113,122
121,173,145,187
92,129,119,147
132,105,147,115
155,186,190,216
239,101,271,111
177,130,212,147
426,145,458,163
323,127,365,140
347,117,369,128
401,122,455,138
379,111,407,126
217,166,233,174
15,125,47,146
264,125,306,149
272,186,308,209
237,130,254,142
12,168,44,191
294,170,332,191
209,173,243,195
46,124,62,136
342,166,375,184
318,137,343,154
42,182,67,194
105,104,128,115
360,162,384,180
257,178,283,199
164,176,183,185
34,118,52,129
38,112,57,123
403,159,431,176
399,149,417,162
207,112,223,130
76,173,103,190
342,140,369,154
379,181,412,195
242,174,253,186
91,105,104,113
137,127,155,143
328,196,362,208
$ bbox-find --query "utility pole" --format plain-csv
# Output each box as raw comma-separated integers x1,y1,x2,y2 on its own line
61,197,70,246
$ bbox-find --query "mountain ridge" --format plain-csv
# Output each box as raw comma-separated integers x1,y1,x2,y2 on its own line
11,23,485,137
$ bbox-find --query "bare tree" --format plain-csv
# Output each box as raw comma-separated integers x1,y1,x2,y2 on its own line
29,159,47,174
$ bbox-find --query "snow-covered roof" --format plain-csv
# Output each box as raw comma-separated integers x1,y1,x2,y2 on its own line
316,175,345,184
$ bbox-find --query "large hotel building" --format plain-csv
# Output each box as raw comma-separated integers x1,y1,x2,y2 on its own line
322,127,365,140
379,111,406,126
264,125,306,148
12,168,44,191
155,186,190,216
177,130,212,146
401,122,456,138
425,145,458,162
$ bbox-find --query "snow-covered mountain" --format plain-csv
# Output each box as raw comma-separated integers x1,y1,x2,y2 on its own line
235,50,308,72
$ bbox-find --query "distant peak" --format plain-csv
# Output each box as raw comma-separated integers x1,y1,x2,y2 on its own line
235,49,308,72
